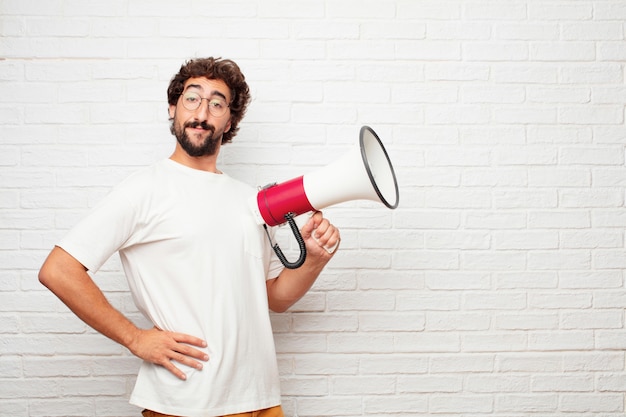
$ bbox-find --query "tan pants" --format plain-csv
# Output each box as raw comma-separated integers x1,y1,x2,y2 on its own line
142,405,284,417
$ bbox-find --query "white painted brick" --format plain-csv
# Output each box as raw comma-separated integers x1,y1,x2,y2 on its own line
425,312,490,331
527,250,591,270
426,271,490,290
397,1,461,19
530,375,594,392
559,271,623,289
280,376,327,397
395,210,461,229
560,393,623,413
528,86,590,104
596,373,626,392
495,23,559,41
465,2,527,20
364,395,428,414
529,3,592,20
598,41,626,61
528,331,594,351
426,188,492,209
464,292,527,311
395,333,460,353
528,210,589,229
465,211,527,230
462,251,527,271
332,375,395,395
592,209,626,227
562,64,624,84
463,42,529,62
494,189,557,209
530,42,596,61
398,375,461,393
427,22,491,40
328,1,395,19
426,62,490,81
561,230,623,249
296,397,362,417
495,394,558,413
359,312,425,332
529,168,590,187
560,189,624,208
396,40,461,60
394,249,459,270
356,269,416,291
0,400,27,416
496,106,559,124
294,354,359,375
28,398,95,417
360,354,428,375
493,231,558,250
495,313,559,330
561,310,623,330
563,352,624,372
594,291,626,308
467,374,529,393
462,85,525,104
560,106,624,125
496,353,563,372
293,313,357,333
397,292,460,311
327,291,395,312
425,230,490,250
328,333,394,354
593,86,626,105
562,22,624,41
430,394,493,413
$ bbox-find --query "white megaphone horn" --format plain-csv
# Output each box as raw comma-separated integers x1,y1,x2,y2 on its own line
250,125,399,269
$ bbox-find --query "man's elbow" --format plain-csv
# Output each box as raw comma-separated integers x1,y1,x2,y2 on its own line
268,299,292,314
38,254,58,290
38,246,81,290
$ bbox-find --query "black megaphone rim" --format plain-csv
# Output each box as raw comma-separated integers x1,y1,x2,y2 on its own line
359,125,399,210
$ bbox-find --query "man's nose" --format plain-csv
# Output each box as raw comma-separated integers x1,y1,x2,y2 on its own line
193,99,211,120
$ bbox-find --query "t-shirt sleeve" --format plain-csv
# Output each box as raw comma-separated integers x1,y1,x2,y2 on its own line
58,186,136,273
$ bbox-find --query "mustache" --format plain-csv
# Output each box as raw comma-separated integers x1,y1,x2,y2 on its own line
185,121,215,132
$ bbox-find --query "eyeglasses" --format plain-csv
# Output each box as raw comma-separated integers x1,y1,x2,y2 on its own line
179,91,230,117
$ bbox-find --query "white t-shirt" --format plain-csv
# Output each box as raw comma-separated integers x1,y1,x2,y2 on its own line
58,159,285,417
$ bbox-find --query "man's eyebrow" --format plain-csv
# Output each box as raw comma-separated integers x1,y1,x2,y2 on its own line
184,84,228,100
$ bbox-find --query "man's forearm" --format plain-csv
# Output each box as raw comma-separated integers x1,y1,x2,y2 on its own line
39,246,141,350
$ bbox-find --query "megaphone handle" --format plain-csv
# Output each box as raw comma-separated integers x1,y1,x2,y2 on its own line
264,212,307,269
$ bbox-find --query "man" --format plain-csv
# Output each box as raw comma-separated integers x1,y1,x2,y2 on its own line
38,57,340,417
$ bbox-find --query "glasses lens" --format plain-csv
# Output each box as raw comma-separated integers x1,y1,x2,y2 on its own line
181,92,201,111
207,98,227,117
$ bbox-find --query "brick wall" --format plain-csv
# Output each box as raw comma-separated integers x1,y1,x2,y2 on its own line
1,1,626,416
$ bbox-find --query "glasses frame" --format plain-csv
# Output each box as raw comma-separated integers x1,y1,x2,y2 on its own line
179,91,230,118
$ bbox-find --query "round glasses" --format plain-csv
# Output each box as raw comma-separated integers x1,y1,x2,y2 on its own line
179,91,230,117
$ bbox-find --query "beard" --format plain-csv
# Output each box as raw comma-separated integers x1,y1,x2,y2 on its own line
171,119,222,157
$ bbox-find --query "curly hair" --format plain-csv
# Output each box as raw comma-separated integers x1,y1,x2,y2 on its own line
167,57,251,144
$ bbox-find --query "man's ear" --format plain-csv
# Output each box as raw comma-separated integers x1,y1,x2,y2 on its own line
168,104,176,120
225,118,232,133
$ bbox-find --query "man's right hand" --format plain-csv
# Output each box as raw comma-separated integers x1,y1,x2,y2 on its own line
128,327,209,380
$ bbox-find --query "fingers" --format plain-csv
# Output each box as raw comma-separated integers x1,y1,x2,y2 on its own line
306,211,341,255
133,328,209,381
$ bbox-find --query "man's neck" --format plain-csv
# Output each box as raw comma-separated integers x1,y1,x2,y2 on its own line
169,148,222,174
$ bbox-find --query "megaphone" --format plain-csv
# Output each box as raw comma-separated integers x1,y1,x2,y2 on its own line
250,125,399,269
